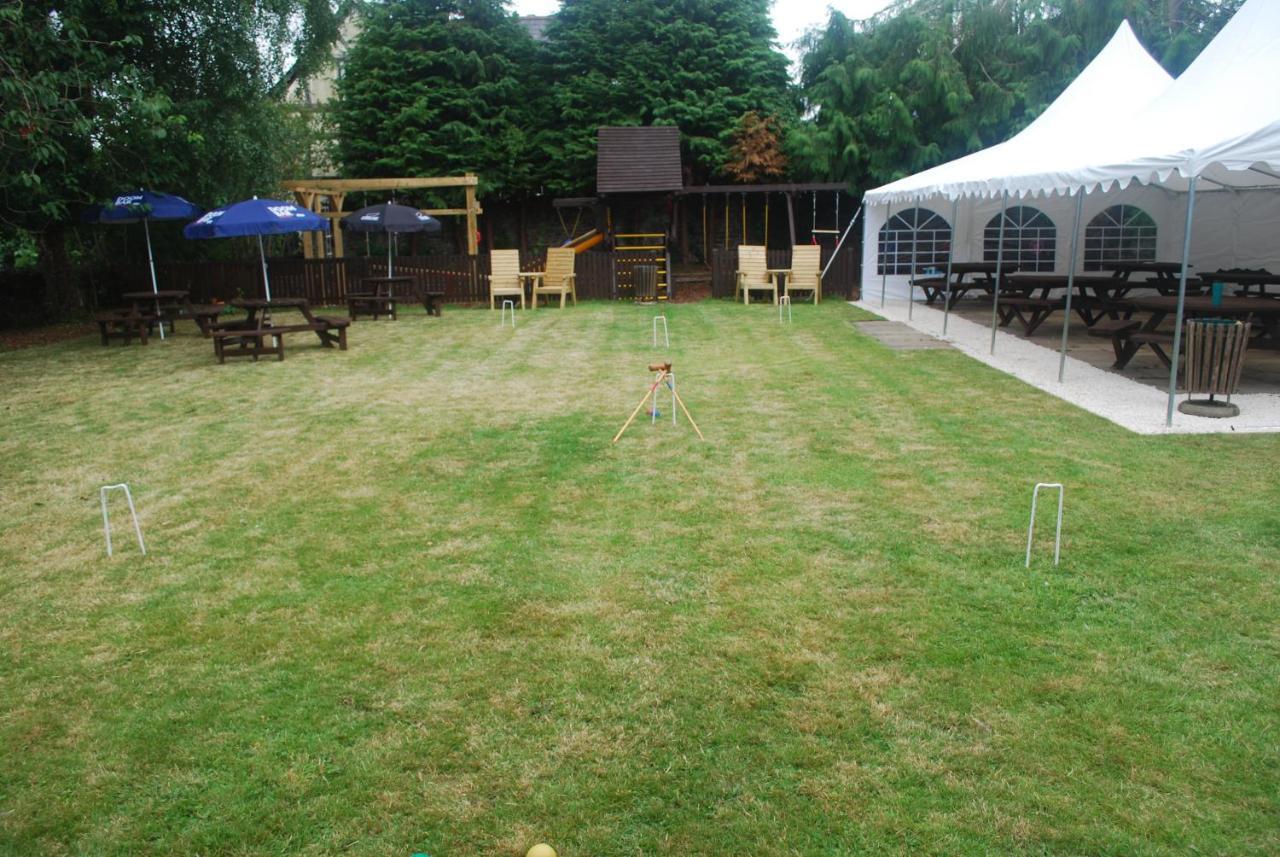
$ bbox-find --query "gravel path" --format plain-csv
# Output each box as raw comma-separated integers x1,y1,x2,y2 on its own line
851,297,1280,435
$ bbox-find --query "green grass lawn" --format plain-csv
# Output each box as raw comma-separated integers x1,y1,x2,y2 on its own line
1,300,1277,855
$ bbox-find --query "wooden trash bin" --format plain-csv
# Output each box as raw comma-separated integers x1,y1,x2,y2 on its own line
1179,318,1251,418
633,265,658,303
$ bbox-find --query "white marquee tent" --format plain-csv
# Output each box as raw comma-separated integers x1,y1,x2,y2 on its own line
859,0,1280,424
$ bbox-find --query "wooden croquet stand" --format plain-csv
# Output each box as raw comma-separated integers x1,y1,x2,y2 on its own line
612,362,705,443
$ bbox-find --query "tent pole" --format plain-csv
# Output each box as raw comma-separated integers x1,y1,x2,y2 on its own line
880,201,893,308
908,196,920,319
1057,189,1084,382
989,191,1009,355
258,234,273,302
942,197,958,335
1166,177,1198,427
143,218,164,340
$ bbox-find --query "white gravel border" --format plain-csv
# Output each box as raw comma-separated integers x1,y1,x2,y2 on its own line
852,297,1280,435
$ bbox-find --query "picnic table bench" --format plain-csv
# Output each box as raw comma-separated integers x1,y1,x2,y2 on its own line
1198,269,1280,298
345,276,445,320
346,276,412,321
1097,294,1280,369
94,309,155,346
210,298,350,363
121,290,223,336
996,274,1129,334
910,261,1013,308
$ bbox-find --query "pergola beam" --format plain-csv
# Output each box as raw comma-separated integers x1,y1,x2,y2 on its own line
314,207,483,219
281,175,479,192
282,174,484,256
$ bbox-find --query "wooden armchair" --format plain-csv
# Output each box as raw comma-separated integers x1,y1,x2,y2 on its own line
489,249,524,310
780,245,822,303
531,247,578,308
734,245,775,304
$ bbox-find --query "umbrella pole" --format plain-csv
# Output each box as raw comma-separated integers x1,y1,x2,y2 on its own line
388,234,393,277
257,235,273,303
144,219,165,340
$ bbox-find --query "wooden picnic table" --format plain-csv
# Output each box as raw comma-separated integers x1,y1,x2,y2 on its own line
1100,294,1280,369
346,276,412,321
1198,270,1280,297
347,275,444,319
995,274,1130,334
1099,261,1204,296
910,261,1014,308
210,297,350,362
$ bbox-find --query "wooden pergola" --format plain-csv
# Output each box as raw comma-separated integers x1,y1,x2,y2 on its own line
281,175,484,258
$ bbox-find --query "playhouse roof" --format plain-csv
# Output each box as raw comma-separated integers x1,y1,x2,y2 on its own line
596,126,683,195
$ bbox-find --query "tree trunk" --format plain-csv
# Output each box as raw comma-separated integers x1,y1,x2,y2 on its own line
37,227,82,320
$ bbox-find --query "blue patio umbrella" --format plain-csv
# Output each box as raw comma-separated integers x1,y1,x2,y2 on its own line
96,190,202,339
184,197,330,301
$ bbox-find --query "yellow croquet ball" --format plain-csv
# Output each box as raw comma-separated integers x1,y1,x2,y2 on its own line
526,845,557,857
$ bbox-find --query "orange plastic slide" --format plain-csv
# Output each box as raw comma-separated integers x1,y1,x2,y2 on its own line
563,229,604,253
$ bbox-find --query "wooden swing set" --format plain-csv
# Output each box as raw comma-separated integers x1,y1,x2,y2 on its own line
280,174,485,258
680,183,849,261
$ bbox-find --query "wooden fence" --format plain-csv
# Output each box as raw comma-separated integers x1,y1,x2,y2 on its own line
105,252,628,306
709,242,861,300
103,239,861,306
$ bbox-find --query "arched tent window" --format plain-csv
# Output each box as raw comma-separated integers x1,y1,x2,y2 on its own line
1083,204,1157,271
877,208,952,275
984,206,1056,272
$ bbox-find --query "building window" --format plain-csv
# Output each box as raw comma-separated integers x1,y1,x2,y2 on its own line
1083,205,1157,271
984,206,1056,272
877,208,952,275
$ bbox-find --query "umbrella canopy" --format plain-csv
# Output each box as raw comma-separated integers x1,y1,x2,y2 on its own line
340,203,441,234
184,197,330,239
95,190,204,340
183,197,330,301
341,203,442,276
98,190,202,223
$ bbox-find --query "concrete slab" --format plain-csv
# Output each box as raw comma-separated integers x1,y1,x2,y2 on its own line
851,297,1280,435
854,320,951,350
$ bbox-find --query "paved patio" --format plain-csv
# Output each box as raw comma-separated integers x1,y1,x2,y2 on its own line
853,294,1280,435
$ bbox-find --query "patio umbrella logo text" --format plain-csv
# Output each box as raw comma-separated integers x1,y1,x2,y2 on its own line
113,195,145,207
268,205,308,219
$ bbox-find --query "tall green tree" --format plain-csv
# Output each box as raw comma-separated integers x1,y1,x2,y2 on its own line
332,0,539,199
795,0,1241,191
540,0,797,193
0,0,340,316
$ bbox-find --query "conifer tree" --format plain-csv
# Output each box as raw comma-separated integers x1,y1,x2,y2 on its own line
333,0,539,198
